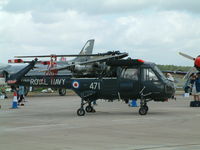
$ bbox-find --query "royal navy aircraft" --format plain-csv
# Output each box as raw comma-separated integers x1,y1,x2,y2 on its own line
9,51,128,88
0,39,95,95
70,59,175,116
5,53,175,116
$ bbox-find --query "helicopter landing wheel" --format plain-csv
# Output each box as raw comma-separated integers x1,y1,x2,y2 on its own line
77,108,85,116
139,107,148,115
85,105,94,113
143,105,149,112
59,88,66,96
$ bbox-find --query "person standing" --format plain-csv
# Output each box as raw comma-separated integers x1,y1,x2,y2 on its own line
191,74,198,101
18,85,25,106
166,73,174,82
1,86,8,99
195,73,200,101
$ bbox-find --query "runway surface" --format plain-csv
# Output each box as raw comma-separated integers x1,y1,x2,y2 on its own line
0,94,200,150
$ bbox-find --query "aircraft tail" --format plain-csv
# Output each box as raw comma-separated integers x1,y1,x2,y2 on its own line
73,39,95,62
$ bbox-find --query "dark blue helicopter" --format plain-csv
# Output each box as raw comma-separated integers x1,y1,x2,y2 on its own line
6,52,175,116
70,59,175,116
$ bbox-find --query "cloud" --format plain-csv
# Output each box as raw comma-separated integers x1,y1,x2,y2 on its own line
0,1,200,66
0,0,8,10
0,10,108,63
2,0,200,14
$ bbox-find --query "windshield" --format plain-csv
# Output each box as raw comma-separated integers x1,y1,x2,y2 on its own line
121,68,139,80
143,68,158,81
153,66,166,80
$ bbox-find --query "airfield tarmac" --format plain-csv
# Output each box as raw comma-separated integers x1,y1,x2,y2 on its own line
0,93,200,150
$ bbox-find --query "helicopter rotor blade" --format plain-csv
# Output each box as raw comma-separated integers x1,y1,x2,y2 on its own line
15,51,122,58
39,52,128,72
179,52,195,60
15,54,96,58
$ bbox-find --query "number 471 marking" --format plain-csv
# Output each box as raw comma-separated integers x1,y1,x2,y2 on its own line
90,82,100,90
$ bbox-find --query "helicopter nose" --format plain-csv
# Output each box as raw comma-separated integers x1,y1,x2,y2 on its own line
165,82,175,96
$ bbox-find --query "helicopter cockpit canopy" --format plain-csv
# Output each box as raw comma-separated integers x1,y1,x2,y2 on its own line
120,68,139,80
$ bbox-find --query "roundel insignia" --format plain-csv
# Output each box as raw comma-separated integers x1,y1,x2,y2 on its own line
72,81,79,89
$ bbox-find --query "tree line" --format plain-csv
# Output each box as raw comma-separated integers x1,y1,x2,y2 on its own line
157,64,191,72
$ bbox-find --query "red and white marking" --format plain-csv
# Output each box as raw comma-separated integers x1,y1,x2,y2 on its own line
72,81,79,88
8,59,24,63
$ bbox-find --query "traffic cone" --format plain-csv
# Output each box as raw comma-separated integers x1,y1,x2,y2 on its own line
130,99,138,107
11,91,18,109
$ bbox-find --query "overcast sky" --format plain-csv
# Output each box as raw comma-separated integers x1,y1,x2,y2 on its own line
0,0,200,66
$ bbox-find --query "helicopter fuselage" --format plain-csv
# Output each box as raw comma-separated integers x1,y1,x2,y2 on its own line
71,62,175,102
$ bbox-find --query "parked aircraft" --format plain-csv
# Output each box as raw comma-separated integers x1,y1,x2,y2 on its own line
179,52,200,71
5,51,175,116
0,39,95,95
